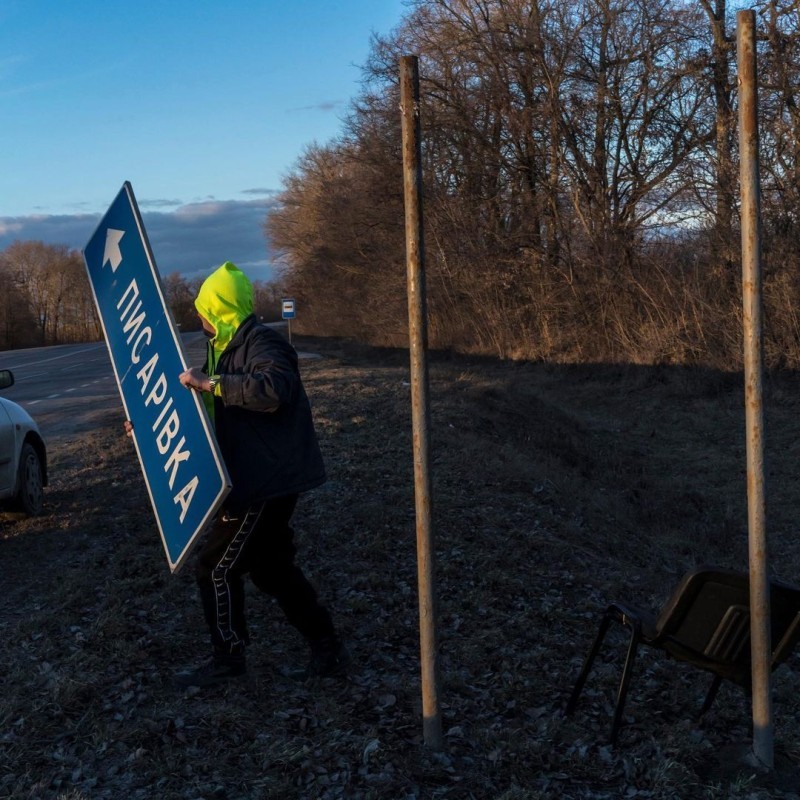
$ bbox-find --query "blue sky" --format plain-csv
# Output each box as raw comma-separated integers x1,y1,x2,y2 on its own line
0,1,409,281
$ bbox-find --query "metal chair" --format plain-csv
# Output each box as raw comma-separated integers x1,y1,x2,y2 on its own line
566,566,800,744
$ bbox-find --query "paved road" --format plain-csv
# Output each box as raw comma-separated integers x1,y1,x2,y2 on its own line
0,333,209,445
0,328,314,446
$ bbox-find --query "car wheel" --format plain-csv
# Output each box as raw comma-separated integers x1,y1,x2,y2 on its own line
13,442,44,516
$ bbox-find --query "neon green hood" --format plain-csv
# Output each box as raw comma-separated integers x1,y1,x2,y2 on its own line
194,261,253,360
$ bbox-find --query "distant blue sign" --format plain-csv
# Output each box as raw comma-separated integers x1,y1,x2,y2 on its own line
83,182,230,572
282,298,296,319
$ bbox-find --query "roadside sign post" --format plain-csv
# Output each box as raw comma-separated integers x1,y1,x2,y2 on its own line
83,182,230,573
400,54,443,751
737,10,773,769
282,298,296,344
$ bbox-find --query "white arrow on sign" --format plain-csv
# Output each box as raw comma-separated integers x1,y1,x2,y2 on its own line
103,228,125,272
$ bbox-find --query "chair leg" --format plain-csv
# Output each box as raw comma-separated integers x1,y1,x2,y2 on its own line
610,629,641,745
566,614,613,715
700,674,723,717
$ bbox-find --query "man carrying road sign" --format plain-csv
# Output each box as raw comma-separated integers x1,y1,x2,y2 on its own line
172,262,347,688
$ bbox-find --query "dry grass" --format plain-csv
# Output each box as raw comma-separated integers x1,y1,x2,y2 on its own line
2,337,800,799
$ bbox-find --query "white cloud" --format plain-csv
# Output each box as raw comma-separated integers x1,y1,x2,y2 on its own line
0,219,25,237
0,197,282,283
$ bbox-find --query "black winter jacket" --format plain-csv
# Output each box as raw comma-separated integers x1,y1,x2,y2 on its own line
206,315,326,510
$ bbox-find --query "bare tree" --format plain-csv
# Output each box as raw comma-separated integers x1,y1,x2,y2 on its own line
252,280,285,323
263,0,800,365
759,1,800,244
698,0,737,268
163,272,203,332
45,250,92,344
0,241,99,347
0,268,37,350
267,138,407,342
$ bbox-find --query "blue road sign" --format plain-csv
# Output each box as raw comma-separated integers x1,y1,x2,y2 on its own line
282,298,296,319
83,182,230,572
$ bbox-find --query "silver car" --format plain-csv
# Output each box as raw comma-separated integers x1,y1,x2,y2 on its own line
0,369,47,516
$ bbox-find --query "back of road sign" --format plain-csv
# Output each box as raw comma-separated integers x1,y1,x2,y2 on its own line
83,182,230,572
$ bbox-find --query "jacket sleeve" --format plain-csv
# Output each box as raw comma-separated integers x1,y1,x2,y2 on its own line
218,328,300,412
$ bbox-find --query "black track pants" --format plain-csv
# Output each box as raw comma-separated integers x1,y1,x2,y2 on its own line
195,494,335,658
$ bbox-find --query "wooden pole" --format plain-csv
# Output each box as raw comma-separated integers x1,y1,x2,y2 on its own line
737,8,773,770
399,53,443,750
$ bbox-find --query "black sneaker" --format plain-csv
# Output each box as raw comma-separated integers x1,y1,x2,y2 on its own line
173,656,247,688
290,637,350,680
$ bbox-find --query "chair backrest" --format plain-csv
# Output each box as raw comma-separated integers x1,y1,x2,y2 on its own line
768,579,800,667
655,568,751,660
653,566,800,679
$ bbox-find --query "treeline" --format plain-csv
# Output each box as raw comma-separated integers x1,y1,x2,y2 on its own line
0,241,99,350
0,242,284,351
267,0,800,368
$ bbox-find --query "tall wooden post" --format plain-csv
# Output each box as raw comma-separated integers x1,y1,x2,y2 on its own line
399,53,443,750
737,9,773,769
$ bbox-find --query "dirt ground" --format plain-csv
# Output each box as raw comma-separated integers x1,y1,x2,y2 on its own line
2,336,800,800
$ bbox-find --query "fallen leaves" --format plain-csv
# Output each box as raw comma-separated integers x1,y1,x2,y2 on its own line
2,340,800,798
